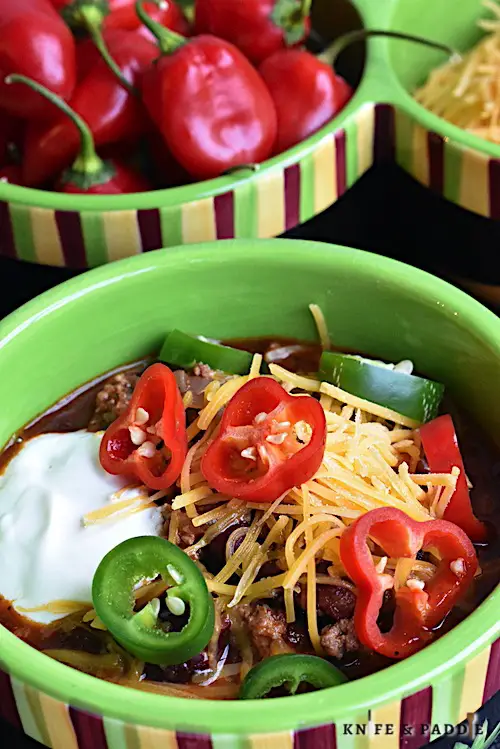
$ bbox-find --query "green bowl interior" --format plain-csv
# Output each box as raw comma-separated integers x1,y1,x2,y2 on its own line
0,239,499,735
389,0,486,91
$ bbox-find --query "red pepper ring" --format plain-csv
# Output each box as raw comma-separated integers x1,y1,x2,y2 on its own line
201,377,326,503
100,363,187,491
339,507,478,659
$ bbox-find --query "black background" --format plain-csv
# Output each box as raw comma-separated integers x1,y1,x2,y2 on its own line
0,163,499,748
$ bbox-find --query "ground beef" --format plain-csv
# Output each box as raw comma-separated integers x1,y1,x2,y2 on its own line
320,618,359,659
88,372,139,431
177,512,204,549
238,603,292,659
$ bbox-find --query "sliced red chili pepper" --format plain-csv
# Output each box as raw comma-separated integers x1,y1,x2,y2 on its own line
100,363,187,491
420,415,487,543
201,378,326,502
339,507,478,659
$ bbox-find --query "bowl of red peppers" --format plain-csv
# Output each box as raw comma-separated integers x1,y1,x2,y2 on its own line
0,0,463,269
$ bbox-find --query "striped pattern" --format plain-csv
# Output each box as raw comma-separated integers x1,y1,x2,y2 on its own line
393,107,500,218
0,106,379,269
0,637,497,749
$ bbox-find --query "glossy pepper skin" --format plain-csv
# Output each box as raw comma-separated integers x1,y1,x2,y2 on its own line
420,415,487,542
195,0,311,65
92,536,215,665
340,507,478,659
51,0,189,36
139,13,277,181
259,49,352,154
100,363,187,490
22,29,156,186
0,165,24,186
8,73,150,195
201,377,326,502
0,0,76,121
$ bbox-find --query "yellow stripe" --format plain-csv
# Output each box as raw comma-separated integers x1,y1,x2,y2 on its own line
248,731,294,749
356,105,376,177
313,136,336,214
25,684,51,747
38,692,79,749
368,701,401,749
412,126,430,187
257,170,285,237
103,210,142,261
127,724,179,749
181,197,216,243
31,208,65,266
459,148,490,217
457,645,491,722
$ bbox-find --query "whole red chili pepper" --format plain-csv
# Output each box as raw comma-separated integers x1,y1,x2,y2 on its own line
22,29,156,187
8,75,150,195
0,165,24,186
100,363,187,490
51,0,189,36
194,0,311,65
340,507,478,659
0,0,76,121
201,378,326,502
138,2,277,181
259,49,353,154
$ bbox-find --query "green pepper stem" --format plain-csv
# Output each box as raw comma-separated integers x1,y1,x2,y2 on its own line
4,74,105,178
175,0,195,24
135,0,187,54
318,29,460,66
301,0,313,18
78,6,136,95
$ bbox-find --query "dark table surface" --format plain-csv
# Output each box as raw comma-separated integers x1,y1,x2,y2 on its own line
0,163,499,748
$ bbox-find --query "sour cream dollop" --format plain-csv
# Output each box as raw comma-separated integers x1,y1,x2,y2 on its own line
0,431,162,623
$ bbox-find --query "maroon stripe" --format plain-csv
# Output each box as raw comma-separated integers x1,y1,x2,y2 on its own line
176,732,213,749
0,201,17,260
483,638,500,703
335,130,347,197
427,132,444,195
488,159,500,219
0,670,22,730
400,686,432,749
69,707,108,749
373,104,395,165
284,163,300,230
55,210,87,269
294,723,337,749
137,208,162,252
214,191,235,239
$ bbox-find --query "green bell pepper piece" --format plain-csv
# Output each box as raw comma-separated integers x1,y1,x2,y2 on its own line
159,329,253,374
319,352,444,423
92,536,214,665
239,654,347,699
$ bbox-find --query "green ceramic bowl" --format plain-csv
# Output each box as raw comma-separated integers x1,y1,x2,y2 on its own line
0,238,498,749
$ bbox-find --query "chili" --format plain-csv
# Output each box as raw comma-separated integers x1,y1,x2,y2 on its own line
100,363,187,490
420,415,487,542
0,0,76,120
137,2,278,180
319,351,444,424
160,330,254,375
239,654,347,699
194,0,312,65
339,507,478,659
92,536,215,664
201,377,326,502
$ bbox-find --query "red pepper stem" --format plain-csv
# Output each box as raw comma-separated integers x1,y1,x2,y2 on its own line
135,0,187,54
78,6,136,95
5,74,105,178
319,29,459,66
